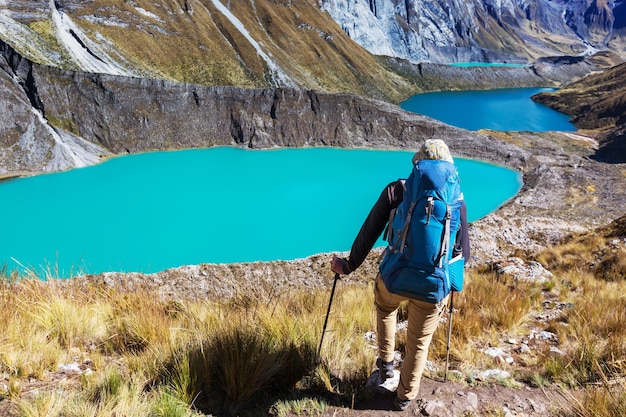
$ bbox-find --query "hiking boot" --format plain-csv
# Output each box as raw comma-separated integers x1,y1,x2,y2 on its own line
392,396,411,411
376,357,394,380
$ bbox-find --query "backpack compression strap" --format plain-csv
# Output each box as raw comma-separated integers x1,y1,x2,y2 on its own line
376,198,417,264
397,200,417,254
436,205,452,268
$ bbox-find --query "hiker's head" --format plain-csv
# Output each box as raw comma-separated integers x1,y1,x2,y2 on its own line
412,139,454,164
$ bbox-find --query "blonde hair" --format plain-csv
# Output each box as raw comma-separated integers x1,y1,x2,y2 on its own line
412,139,454,164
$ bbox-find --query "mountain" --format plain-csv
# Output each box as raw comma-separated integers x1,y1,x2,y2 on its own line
2,38,538,176
0,0,621,175
532,61,626,162
1,0,623,100
0,0,417,101
321,0,626,64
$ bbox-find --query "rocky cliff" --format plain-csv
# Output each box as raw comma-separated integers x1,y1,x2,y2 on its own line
322,0,626,64
1,38,609,176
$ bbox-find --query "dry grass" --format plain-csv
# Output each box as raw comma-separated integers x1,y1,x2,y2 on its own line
529,222,626,417
2,251,625,416
426,269,545,375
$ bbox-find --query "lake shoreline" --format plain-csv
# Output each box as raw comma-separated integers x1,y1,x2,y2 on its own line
1,149,522,274
2,56,625,292
48,129,626,300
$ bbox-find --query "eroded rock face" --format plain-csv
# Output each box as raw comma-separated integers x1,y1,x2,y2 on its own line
321,0,626,63
2,38,611,177
32,68,515,157
0,41,111,175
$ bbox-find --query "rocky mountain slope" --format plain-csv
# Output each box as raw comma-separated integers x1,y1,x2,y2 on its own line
321,0,626,64
1,0,624,102
532,61,626,162
0,0,415,100
0,38,607,176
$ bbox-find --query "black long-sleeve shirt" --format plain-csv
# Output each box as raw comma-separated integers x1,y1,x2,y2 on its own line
346,180,471,272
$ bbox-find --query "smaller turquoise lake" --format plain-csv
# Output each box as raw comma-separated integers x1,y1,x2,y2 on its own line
0,148,522,276
401,87,576,132
448,62,530,68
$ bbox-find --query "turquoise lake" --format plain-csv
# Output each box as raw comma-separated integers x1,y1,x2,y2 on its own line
401,87,576,132
448,62,530,68
0,148,522,276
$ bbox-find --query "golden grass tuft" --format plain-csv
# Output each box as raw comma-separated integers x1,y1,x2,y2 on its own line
2,257,626,416
429,269,544,371
553,368,626,417
535,215,626,282
541,273,626,386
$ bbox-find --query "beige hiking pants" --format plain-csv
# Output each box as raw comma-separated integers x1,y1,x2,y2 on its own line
374,275,449,401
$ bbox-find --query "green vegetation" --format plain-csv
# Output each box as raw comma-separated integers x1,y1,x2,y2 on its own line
1,226,625,417
25,20,74,69
28,21,64,56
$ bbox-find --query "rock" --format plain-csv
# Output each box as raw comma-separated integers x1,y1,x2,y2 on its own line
537,331,558,341
493,257,553,283
466,392,479,410
364,331,376,343
484,347,506,358
416,398,446,416
483,347,515,364
365,369,400,395
479,369,511,381
58,363,82,374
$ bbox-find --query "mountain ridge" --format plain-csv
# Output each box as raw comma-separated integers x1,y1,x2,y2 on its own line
0,0,416,100
2,0,624,101
0,38,609,176
532,61,626,162
322,0,626,64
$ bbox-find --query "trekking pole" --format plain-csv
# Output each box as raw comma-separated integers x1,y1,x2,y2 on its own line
316,273,341,364
444,291,454,382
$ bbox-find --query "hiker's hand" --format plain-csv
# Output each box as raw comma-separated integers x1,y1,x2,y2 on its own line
331,256,352,275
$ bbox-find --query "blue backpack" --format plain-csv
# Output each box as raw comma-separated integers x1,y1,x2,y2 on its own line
379,159,464,303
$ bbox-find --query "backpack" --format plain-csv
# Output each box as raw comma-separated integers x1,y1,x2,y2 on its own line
378,159,464,303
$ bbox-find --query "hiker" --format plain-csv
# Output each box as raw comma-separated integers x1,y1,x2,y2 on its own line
330,139,470,411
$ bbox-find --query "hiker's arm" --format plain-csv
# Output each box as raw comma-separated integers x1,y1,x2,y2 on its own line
337,181,402,273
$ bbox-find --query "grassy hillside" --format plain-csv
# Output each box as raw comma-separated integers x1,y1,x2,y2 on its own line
532,61,626,162
1,216,625,416
3,0,417,102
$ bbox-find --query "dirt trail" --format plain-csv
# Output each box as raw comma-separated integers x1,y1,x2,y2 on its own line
327,377,559,416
